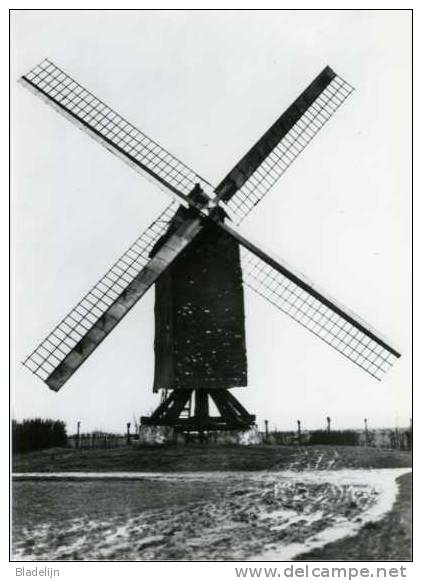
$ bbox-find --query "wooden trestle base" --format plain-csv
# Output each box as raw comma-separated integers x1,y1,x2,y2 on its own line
141,389,255,431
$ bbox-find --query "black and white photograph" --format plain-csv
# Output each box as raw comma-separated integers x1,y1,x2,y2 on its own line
10,9,412,564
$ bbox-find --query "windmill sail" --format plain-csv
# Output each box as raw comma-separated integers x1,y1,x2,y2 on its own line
23,202,206,390
217,221,400,380
214,67,354,225
20,59,214,205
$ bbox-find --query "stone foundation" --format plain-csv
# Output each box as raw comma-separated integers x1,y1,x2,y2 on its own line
137,425,176,445
207,426,263,445
136,425,263,445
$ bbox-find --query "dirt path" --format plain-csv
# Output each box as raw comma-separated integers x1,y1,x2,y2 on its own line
12,469,409,561
294,472,412,561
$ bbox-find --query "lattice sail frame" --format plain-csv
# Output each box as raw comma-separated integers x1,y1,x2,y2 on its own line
216,71,355,225
20,59,214,202
239,246,399,381
23,201,179,382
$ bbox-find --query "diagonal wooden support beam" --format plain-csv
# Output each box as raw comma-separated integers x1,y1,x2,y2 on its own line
165,390,193,421
149,390,178,420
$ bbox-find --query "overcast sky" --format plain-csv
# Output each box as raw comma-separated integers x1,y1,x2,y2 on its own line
11,10,411,434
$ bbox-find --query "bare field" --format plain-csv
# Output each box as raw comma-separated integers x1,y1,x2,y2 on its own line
12,446,412,561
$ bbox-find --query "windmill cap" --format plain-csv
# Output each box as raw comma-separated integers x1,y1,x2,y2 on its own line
188,183,210,208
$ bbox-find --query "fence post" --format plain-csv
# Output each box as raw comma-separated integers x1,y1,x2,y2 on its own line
395,426,400,450
127,422,131,445
364,418,368,447
76,421,81,449
326,416,331,434
264,420,269,442
297,420,302,445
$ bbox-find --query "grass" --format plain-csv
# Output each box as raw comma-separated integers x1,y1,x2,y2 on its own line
13,444,412,473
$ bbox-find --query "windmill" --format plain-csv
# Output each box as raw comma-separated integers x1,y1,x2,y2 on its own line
20,60,400,433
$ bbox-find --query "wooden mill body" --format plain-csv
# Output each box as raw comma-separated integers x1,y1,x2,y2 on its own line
151,205,248,393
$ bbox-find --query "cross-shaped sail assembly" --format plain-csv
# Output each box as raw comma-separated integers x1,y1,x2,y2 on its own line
20,60,400,417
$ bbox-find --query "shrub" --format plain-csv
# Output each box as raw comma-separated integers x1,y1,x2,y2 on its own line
308,429,359,446
12,418,67,453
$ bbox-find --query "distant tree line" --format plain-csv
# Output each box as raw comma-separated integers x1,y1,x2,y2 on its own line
308,429,359,446
12,418,67,453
